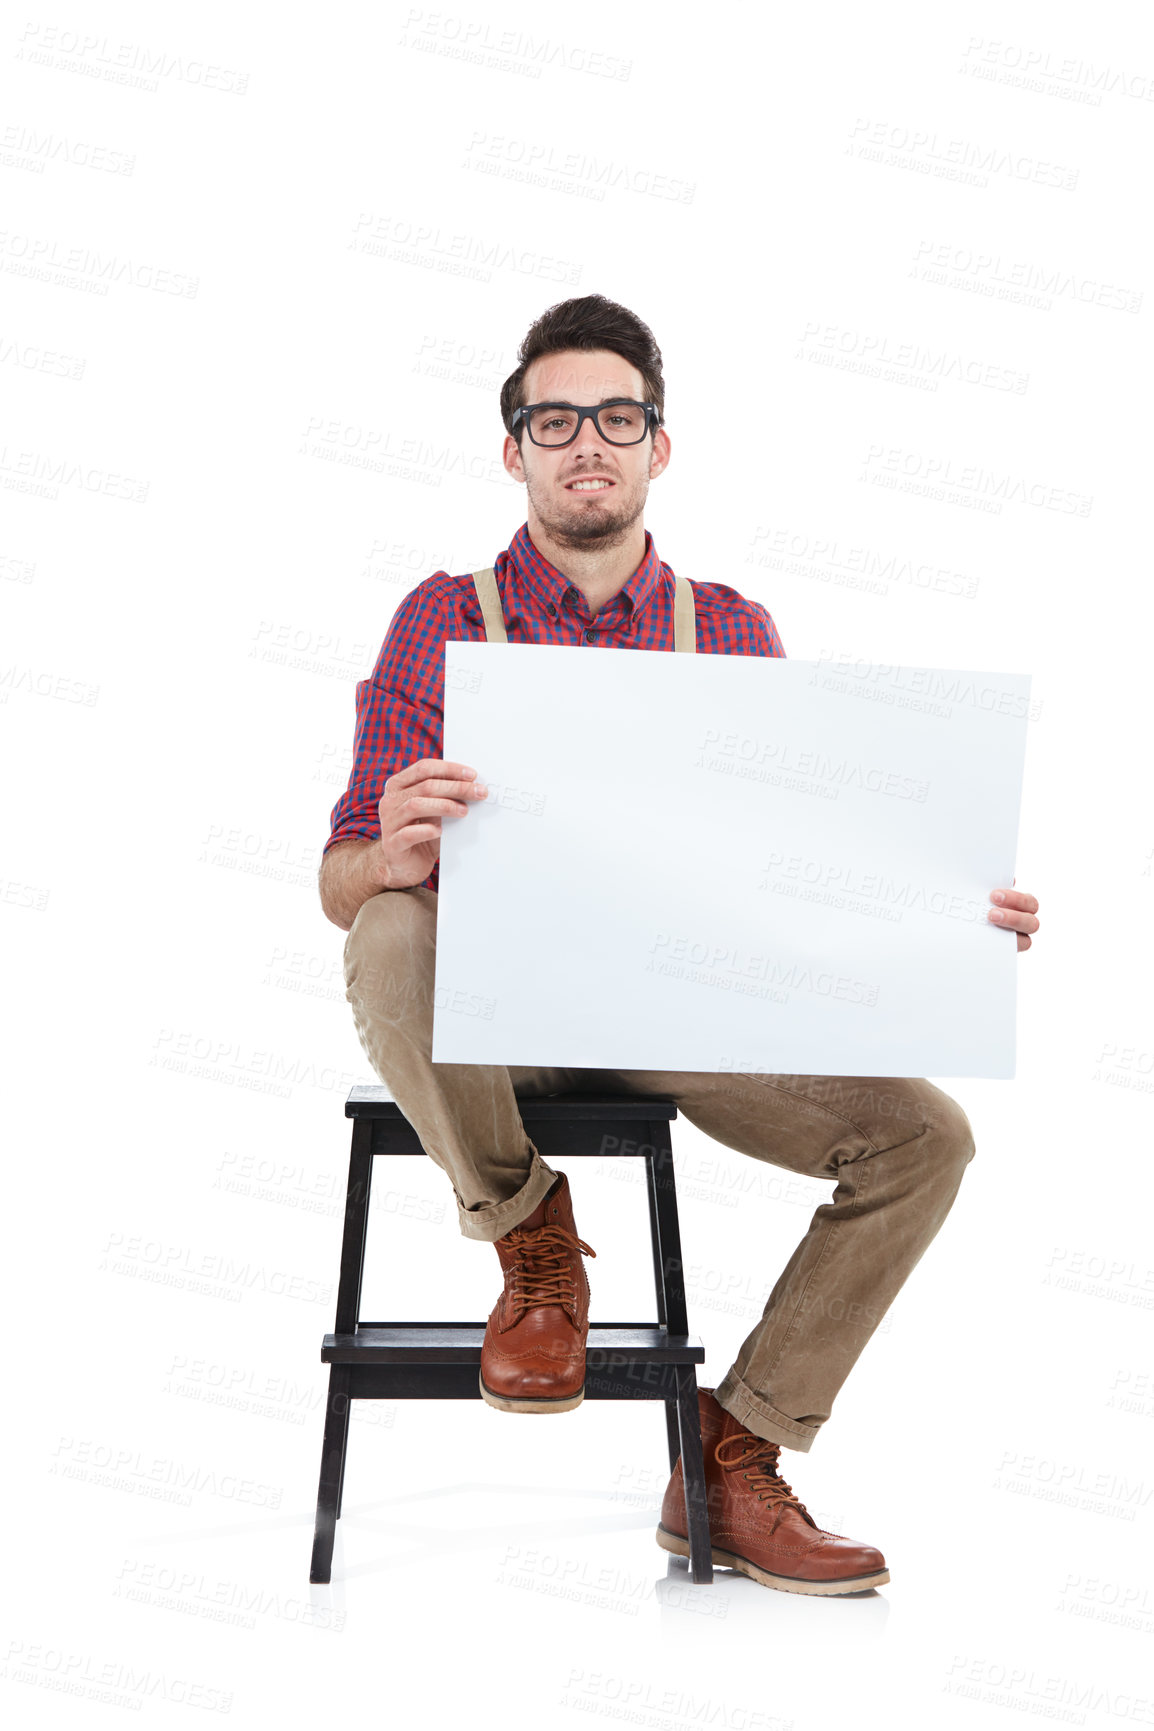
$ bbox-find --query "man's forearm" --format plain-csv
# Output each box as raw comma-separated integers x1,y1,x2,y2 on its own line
318,837,393,931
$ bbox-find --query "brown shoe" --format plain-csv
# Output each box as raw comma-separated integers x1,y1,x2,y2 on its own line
657,1388,890,1594
479,1172,595,1414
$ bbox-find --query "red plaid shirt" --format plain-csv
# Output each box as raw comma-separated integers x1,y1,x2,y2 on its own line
325,521,786,893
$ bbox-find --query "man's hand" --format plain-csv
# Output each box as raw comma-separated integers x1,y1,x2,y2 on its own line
376,758,488,889
988,878,1040,952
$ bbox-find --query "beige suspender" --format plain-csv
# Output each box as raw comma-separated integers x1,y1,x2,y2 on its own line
470,567,696,651
672,571,696,653
470,566,508,643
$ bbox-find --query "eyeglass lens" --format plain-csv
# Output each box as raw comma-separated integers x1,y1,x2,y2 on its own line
526,403,649,445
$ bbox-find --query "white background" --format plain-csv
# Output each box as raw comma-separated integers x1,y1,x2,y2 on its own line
3,2,1152,1728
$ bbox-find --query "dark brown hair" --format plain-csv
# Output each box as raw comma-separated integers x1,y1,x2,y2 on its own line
499,294,665,441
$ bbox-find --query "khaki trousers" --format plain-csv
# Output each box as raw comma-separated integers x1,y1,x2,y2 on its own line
343,885,976,1452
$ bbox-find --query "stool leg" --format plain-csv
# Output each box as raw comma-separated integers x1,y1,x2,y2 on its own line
645,1133,689,1336
312,1117,373,1570
674,1367,714,1585
644,1152,668,1328
335,1400,350,1521
334,1119,374,1334
310,1366,351,1584
664,1398,681,1470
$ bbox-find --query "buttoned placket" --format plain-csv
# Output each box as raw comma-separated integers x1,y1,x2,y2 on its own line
561,584,633,644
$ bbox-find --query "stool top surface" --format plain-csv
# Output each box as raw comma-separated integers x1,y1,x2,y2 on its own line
345,1085,677,1121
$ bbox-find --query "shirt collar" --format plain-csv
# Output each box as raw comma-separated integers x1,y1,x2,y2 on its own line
504,521,664,618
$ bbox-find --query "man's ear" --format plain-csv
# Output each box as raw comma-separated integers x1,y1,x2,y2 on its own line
503,432,526,483
648,427,672,481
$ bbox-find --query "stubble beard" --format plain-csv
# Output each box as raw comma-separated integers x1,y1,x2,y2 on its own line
526,471,648,551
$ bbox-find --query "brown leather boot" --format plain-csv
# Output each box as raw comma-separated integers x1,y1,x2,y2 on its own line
657,1387,890,1594
479,1172,595,1413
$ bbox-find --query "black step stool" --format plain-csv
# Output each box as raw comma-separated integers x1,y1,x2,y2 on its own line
310,1086,713,1586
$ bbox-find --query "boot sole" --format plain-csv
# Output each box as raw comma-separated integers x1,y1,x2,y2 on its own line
478,1370,584,1413
655,1523,890,1595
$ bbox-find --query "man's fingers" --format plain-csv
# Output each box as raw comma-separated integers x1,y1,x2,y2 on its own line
988,906,1041,934
386,758,478,791
414,778,487,801
406,794,471,816
990,889,1038,913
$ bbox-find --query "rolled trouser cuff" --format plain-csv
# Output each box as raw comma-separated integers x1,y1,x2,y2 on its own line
713,1369,820,1453
456,1145,560,1242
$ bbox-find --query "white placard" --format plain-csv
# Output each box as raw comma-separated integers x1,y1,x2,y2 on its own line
433,643,1030,1078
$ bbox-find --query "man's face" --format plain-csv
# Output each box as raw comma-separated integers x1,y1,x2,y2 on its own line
502,348,671,549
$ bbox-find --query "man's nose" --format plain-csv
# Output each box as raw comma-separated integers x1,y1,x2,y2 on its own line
571,414,611,456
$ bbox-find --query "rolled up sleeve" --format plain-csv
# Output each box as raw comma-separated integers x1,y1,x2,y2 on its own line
324,582,449,861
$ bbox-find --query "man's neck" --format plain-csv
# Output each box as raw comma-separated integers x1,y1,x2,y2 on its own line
526,518,648,618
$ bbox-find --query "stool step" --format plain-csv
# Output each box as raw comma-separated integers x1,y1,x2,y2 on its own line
321,1324,704,1364
345,1086,677,1122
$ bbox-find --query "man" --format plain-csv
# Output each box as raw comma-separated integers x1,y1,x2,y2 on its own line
318,294,1041,1596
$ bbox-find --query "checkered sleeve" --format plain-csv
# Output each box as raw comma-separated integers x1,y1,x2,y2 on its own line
323,580,450,854
755,601,786,658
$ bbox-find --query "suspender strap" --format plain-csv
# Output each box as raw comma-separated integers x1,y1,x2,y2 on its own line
673,573,696,654
470,566,696,652
470,566,507,643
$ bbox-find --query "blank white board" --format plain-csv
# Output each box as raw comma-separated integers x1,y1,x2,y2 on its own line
433,643,1030,1078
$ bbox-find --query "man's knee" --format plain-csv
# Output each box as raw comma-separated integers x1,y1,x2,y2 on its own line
865,1079,975,1172
924,1086,977,1174
344,887,437,1004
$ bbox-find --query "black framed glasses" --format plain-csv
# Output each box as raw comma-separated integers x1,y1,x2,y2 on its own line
511,399,661,447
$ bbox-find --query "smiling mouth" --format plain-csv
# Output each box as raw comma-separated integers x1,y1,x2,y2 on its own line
565,478,615,492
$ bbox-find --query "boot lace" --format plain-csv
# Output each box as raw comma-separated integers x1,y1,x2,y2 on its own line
502,1223,596,1325
713,1432,810,1513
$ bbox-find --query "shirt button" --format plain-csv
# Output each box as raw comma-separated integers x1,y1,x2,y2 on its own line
547,604,556,615
585,629,596,642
